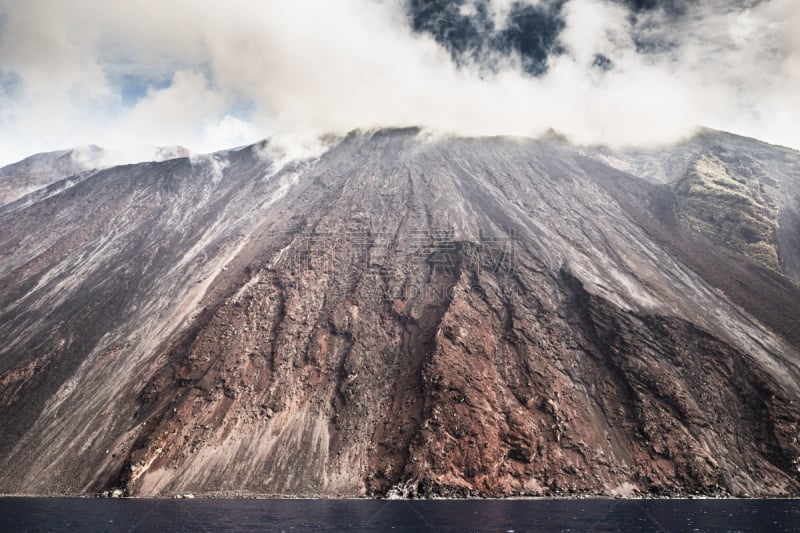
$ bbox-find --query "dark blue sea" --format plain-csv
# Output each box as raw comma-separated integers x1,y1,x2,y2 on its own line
0,497,798,532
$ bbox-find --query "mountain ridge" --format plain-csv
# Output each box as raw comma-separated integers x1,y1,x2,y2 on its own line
0,128,798,497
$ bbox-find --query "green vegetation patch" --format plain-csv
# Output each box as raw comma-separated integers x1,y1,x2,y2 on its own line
674,154,780,270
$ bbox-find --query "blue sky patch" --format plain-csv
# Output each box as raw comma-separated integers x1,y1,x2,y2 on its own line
114,73,173,106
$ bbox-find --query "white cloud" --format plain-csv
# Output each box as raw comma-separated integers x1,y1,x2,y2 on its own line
110,70,226,147
0,0,798,166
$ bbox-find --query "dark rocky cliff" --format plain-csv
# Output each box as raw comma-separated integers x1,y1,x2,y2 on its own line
0,128,799,497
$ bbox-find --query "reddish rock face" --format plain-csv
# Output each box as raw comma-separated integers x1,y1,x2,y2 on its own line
0,128,799,497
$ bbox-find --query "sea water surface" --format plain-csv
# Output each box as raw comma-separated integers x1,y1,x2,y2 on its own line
0,497,798,532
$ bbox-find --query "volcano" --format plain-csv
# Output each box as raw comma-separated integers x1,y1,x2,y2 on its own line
0,128,799,498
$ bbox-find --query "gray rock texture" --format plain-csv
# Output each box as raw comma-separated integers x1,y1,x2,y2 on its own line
0,128,798,497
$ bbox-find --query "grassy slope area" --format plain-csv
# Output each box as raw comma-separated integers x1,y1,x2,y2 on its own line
674,154,780,271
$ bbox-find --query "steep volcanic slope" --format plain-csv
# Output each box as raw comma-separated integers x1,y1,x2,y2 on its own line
0,147,101,206
0,129,798,497
0,145,304,493
0,146,193,208
591,129,800,282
